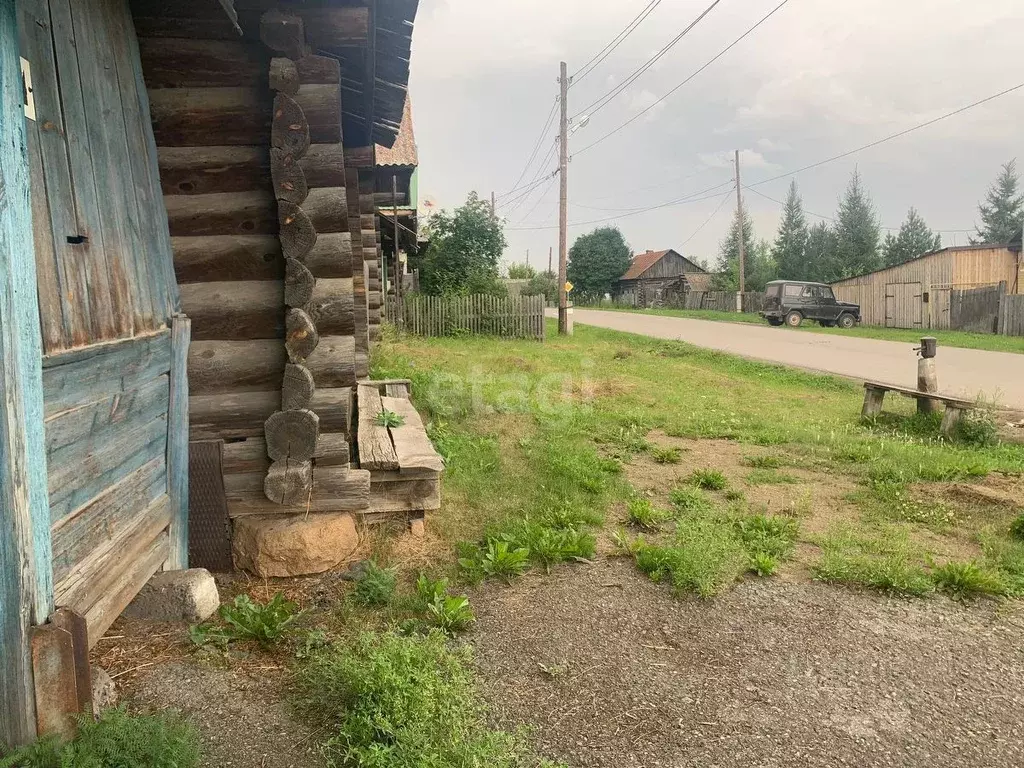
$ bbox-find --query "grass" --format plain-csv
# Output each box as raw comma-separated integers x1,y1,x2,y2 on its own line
190,593,303,649
583,305,1024,355
295,630,560,768
352,561,399,607
370,320,1024,603
931,561,1006,599
650,445,683,464
0,707,200,768
688,468,729,490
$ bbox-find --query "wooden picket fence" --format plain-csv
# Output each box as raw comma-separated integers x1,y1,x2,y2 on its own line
386,293,546,340
948,283,1024,336
999,294,1024,336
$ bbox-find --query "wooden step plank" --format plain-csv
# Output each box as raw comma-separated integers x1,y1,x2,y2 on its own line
224,467,370,516
357,384,399,471
381,397,444,474
370,477,441,514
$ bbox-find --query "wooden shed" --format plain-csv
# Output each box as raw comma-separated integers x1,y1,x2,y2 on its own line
376,96,418,296
831,245,1023,329
615,248,707,308
1,0,425,746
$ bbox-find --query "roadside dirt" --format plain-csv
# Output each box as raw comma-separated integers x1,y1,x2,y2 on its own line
470,558,1024,768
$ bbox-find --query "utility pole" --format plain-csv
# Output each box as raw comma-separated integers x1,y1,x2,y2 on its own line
526,249,530,268
548,247,553,275
558,61,570,335
734,150,745,314
490,191,496,219
392,175,401,306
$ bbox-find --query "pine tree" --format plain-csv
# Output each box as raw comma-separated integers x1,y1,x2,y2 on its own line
713,202,756,290
804,221,838,283
714,203,776,291
771,180,809,279
833,169,881,279
974,160,1024,244
882,208,942,267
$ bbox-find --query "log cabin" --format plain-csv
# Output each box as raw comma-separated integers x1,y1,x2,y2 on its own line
1,0,427,745
614,248,708,308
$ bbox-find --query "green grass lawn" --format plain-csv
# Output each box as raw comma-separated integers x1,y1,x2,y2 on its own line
581,305,1024,355
372,320,1024,601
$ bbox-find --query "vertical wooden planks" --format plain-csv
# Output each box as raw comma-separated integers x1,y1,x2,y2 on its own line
47,0,121,340
165,315,190,569
0,0,54,743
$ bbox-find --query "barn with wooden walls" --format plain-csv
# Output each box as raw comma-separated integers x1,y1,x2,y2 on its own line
614,249,708,308
1,0,425,746
832,245,1023,329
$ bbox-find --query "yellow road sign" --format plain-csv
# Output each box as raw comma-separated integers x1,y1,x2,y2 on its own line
565,281,574,293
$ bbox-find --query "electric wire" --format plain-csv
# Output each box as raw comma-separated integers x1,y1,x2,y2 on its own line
571,0,664,84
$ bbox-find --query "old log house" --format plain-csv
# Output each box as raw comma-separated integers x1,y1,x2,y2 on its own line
615,248,708,307
1,0,424,745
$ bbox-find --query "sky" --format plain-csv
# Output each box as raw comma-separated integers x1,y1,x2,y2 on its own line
408,0,1024,271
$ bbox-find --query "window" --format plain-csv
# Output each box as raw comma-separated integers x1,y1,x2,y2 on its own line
765,284,781,297
821,287,835,300
784,284,803,297
802,285,817,297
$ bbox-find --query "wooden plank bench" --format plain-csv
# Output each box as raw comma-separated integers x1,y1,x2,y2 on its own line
862,381,976,436
356,380,444,533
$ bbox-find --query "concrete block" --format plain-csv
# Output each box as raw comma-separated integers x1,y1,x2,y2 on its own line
233,512,360,577
122,568,220,622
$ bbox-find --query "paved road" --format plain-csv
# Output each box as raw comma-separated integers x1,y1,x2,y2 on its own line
550,308,1024,410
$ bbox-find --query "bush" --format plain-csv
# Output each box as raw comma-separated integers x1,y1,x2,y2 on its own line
353,561,398,607
953,408,998,447
0,707,200,768
296,631,531,768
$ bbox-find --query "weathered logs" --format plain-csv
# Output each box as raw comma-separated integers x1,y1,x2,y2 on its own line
270,148,308,204
304,278,355,336
180,281,284,340
172,235,283,283
282,364,315,410
299,7,370,49
260,10,305,60
302,188,348,232
272,93,310,158
285,308,320,362
295,55,340,85
343,146,373,169
265,409,319,462
139,38,270,89
264,459,313,504
285,259,315,307
191,389,351,441
302,233,353,279
279,202,316,260
188,339,286,395
223,434,350,475
165,190,278,237
304,335,356,388
314,433,350,467
224,467,371,516
269,57,299,95
300,144,347,188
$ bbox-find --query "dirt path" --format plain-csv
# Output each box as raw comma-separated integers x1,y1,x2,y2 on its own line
555,309,1024,409
470,559,1024,768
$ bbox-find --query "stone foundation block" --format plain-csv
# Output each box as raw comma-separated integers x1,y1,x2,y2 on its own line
233,512,360,577
122,568,220,622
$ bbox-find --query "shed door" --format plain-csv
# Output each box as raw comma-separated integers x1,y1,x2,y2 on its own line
884,282,923,328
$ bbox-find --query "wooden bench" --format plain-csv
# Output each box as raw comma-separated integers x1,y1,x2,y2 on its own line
356,379,444,533
862,381,975,436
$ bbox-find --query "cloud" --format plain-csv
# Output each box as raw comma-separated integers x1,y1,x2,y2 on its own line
626,89,665,122
756,138,790,152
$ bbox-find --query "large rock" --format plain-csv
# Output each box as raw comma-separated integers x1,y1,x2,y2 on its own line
122,568,220,622
91,666,117,712
232,513,360,577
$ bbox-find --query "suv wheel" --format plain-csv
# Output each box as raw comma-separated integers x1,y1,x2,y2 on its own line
837,313,855,329
785,311,803,328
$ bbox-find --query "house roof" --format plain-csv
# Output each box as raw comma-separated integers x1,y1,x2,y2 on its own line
376,98,417,168
684,272,716,292
620,249,707,281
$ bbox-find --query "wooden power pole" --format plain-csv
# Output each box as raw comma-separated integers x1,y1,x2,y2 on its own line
558,61,570,335
392,175,401,304
548,247,553,275
734,149,745,313
490,191,496,219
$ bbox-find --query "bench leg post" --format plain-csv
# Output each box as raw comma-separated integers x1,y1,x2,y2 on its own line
940,406,963,437
862,388,885,419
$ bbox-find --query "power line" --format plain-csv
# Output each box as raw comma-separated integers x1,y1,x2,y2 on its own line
574,0,790,157
744,185,974,233
507,180,736,231
515,176,560,225
571,0,725,121
571,0,664,84
497,168,559,211
571,173,732,212
682,189,734,246
499,98,559,199
747,80,1024,189
503,143,561,216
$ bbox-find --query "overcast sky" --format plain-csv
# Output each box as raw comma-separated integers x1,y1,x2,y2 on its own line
408,0,1024,271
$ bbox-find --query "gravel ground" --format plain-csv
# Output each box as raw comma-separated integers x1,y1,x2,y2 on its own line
129,661,320,768
470,558,1024,768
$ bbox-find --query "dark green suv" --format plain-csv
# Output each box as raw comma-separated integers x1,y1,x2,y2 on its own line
760,280,861,329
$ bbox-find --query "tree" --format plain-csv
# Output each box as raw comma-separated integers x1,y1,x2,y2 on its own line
524,270,558,303
882,208,942,267
803,222,839,283
418,192,507,296
974,160,1024,244
506,262,536,279
713,203,776,291
771,180,809,280
566,227,632,302
833,169,881,279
